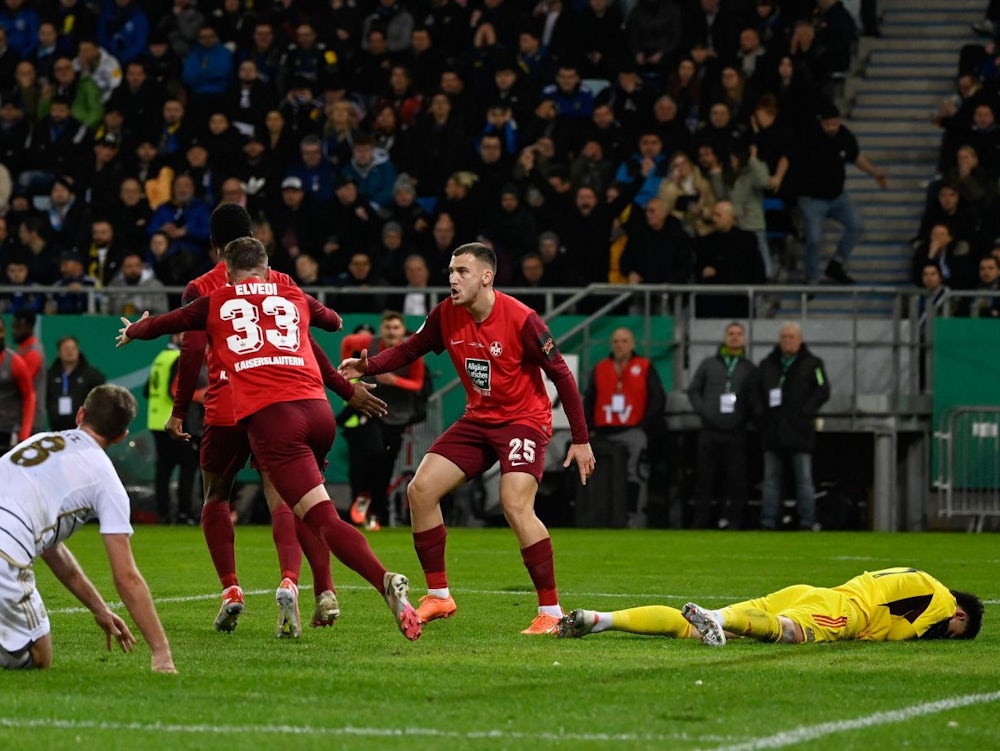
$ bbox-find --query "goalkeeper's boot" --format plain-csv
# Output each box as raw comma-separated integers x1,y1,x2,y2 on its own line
556,609,598,638
682,602,727,646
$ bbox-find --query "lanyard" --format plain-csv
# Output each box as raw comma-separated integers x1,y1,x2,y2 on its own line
722,355,739,392
779,355,796,386
62,372,70,396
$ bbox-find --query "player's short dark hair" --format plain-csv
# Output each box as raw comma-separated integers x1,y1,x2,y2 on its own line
210,203,252,252
952,590,984,639
12,310,36,327
452,242,496,273
82,384,137,440
225,236,268,271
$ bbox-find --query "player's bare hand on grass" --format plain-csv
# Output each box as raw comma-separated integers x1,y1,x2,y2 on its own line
349,381,388,418
164,416,191,442
116,311,149,347
564,442,596,485
95,609,137,653
338,348,369,379
151,652,178,674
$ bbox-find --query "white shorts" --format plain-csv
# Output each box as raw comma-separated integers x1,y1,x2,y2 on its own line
0,558,49,653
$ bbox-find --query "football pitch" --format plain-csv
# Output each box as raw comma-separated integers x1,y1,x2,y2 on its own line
4,526,997,751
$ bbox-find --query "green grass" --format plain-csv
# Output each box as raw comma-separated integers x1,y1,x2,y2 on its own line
3,527,998,751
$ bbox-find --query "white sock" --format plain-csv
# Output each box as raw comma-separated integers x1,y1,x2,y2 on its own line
539,604,563,618
712,609,726,628
428,587,450,599
592,612,613,633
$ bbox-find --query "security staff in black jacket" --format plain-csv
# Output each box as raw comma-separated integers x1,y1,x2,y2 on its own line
688,322,758,529
757,322,830,530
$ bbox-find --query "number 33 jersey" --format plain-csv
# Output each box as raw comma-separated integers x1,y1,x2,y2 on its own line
129,281,329,422
0,431,132,568
202,282,327,421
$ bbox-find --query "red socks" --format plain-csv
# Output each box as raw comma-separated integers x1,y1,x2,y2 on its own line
521,538,558,608
302,502,385,591
270,502,301,584
201,500,238,589
413,525,448,590
295,514,334,595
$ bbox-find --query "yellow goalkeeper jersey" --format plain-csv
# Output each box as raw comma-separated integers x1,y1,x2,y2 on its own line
834,567,957,641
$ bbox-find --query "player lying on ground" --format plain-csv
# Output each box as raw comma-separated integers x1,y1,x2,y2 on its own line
557,567,983,645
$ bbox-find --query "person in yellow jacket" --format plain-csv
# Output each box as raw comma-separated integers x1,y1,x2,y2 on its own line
145,334,204,524
557,567,983,644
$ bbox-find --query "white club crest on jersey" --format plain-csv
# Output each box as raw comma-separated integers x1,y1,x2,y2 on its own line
489,341,503,357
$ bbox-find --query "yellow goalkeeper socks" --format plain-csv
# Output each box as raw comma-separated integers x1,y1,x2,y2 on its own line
611,606,696,638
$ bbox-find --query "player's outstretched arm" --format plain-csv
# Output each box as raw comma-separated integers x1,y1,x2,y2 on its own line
338,348,369,379
563,442,596,486
40,542,138,655
116,311,150,347
103,534,177,674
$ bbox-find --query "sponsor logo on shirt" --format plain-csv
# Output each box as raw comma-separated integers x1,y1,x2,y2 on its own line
538,332,556,359
465,358,491,395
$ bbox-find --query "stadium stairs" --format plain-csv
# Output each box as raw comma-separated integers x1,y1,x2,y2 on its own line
778,0,978,316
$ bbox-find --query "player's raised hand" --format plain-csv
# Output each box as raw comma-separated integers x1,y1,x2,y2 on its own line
564,442,596,486
348,381,388,418
116,311,149,348
338,348,369,379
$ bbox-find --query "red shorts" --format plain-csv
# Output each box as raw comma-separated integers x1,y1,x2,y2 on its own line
199,423,251,478
244,399,336,505
428,418,550,483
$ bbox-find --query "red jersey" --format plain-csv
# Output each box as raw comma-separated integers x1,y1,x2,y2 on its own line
174,262,339,426
130,281,335,422
367,291,589,443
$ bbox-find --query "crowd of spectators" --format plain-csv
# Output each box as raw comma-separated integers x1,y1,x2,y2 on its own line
0,0,867,316
923,30,1000,312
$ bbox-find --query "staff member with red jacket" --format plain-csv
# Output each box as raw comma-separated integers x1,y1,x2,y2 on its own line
583,327,665,525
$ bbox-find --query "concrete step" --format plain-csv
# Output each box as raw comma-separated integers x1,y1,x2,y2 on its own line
852,77,956,91
868,50,964,65
857,204,922,218
861,65,955,80
862,146,938,161
849,191,926,205
851,106,940,121
882,22,978,36
883,10,980,22
846,176,929,191
866,36,979,50
848,119,939,134
853,133,941,148
854,92,943,108
854,230,917,243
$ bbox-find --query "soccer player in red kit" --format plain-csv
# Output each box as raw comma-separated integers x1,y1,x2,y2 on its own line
118,237,421,641
340,242,596,634
166,204,379,638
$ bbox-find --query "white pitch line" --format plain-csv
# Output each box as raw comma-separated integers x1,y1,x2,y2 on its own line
47,585,1000,615
702,690,1000,751
0,716,729,745
3,692,997,746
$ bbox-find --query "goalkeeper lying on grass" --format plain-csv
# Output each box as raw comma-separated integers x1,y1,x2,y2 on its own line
557,567,983,645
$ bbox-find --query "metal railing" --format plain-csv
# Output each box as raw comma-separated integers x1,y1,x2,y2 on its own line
934,406,1000,532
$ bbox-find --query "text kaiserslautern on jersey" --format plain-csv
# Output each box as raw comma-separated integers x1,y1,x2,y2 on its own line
129,281,329,422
